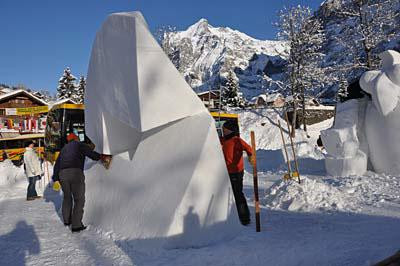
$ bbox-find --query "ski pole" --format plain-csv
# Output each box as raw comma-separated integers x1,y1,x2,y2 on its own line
284,112,301,184
250,131,261,232
278,120,292,180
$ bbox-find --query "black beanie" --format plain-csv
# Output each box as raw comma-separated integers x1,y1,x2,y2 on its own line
222,120,239,133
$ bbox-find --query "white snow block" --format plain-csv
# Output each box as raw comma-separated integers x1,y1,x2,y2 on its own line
85,12,206,154
360,50,400,175
320,126,359,158
325,150,367,176
333,100,360,129
84,11,240,248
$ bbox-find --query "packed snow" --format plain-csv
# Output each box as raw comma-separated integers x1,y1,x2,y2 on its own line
322,50,400,176
84,12,240,246
2,107,400,265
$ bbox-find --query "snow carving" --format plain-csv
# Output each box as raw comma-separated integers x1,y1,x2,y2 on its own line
359,50,400,175
321,99,368,176
322,50,400,176
83,12,240,248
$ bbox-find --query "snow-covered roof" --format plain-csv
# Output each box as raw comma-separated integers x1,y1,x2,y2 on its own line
0,89,48,106
197,90,220,97
0,87,13,95
266,93,283,102
48,98,77,108
254,93,283,103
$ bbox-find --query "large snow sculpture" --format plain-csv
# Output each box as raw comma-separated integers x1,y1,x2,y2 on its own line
83,12,240,247
359,50,400,175
322,50,400,176
321,99,368,176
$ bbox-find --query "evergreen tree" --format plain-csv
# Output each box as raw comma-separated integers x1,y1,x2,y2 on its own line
73,75,86,104
57,67,77,100
336,78,349,103
222,71,244,108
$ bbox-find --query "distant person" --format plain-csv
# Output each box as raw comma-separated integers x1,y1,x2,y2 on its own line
2,150,7,161
53,133,106,233
24,141,43,201
317,135,324,150
220,120,253,225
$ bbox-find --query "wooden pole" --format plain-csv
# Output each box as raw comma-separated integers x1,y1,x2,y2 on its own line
250,131,261,232
284,112,301,184
278,120,292,178
38,138,43,190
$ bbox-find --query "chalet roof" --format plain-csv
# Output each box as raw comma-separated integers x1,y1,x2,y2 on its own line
48,98,77,108
253,93,283,103
0,89,48,106
197,90,220,97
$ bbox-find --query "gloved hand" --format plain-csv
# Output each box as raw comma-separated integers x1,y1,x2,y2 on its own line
248,155,255,166
52,181,61,192
100,154,113,169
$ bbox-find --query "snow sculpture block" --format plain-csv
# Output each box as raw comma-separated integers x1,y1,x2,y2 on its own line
321,99,367,176
325,150,367,177
359,50,400,175
333,100,360,129
320,127,359,158
84,12,240,247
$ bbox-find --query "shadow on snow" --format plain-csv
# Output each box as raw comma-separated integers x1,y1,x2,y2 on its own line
0,220,40,266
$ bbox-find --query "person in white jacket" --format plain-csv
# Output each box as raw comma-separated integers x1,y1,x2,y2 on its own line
24,140,42,201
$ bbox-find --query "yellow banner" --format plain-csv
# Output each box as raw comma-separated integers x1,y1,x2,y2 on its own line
15,106,49,115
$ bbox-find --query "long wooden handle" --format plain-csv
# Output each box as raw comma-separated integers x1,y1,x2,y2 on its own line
284,112,301,184
250,131,261,232
278,120,292,174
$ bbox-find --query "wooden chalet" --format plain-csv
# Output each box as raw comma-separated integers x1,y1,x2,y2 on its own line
0,90,49,138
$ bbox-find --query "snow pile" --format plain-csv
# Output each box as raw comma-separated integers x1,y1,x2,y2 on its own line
84,11,240,248
263,172,400,215
263,177,355,212
0,160,24,187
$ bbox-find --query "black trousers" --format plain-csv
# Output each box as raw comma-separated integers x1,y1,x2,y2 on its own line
59,168,85,228
229,171,250,224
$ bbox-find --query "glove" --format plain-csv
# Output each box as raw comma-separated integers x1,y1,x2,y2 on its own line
53,181,61,192
248,155,255,165
100,154,113,170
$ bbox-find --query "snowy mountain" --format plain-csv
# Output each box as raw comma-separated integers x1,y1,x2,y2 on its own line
163,19,289,100
163,0,400,101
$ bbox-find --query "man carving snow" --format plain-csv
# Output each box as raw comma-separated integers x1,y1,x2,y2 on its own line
53,133,107,232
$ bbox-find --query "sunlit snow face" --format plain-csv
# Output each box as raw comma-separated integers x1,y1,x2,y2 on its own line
359,50,400,117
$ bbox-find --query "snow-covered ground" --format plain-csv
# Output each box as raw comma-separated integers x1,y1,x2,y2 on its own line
1,109,400,265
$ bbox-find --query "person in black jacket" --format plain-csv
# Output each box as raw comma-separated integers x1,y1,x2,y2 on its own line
53,133,106,232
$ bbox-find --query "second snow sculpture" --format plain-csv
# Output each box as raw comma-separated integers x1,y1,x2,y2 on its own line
83,12,240,247
322,50,400,176
359,50,400,175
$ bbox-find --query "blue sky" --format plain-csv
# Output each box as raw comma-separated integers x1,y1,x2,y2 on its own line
0,0,323,93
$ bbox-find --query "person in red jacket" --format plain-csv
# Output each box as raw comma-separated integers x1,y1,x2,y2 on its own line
221,120,253,225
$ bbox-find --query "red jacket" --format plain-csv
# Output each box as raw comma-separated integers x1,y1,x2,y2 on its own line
221,135,253,174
